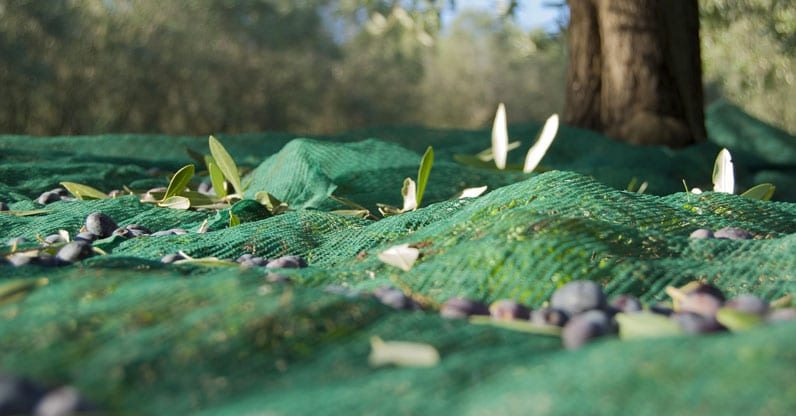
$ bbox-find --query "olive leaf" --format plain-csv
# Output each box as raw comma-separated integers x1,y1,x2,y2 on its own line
368,336,440,368
615,312,683,339
163,164,195,200
715,308,763,331
208,135,243,196
451,185,488,199
401,178,418,212
330,209,373,219
208,161,228,198
416,146,433,207
60,182,109,200
740,183,775,201
475,140,521,162
523,113,559,173
158,195,191,210
0,210,50,217
254,191,289,215
468,315,562,336
377,243,419,272
229,210,240,227
491,102,508,169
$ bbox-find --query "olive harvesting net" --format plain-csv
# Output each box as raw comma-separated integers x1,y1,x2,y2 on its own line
1,100,795,415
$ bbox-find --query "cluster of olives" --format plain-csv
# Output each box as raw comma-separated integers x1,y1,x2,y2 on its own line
160,252,308,283
439,280,795,350
0,374,95,416
689,227,754,240
2,212,162,267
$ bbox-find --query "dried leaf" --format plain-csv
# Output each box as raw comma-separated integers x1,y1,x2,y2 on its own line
377,243,419,271
368,336,440,368
401,178,417,212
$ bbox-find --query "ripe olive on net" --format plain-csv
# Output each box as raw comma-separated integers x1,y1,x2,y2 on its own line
34,386,95,416
689,229,714,239
440,298,490,319
610,295,642,313
489,299,531,320
43,234,66,245
266,255,307,269
373,286,419,310
562,310,611,350
530,307,569,327
0,201,8,211
55,241,94,265
84,212,119,238
160,253,187,263
0,374,45,415
74,232,98,243
714,227,754,240
725,294,769,315
36,191,61,205
550,280,607,317
6,237,28,246
766,308,796,323
671,312,725,334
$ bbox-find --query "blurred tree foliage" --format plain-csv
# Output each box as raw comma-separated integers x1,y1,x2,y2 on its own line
0,0,563,135
700,0,796,133
1,0,793,136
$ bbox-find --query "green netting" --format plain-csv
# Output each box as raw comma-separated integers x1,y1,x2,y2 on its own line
1,101,795,414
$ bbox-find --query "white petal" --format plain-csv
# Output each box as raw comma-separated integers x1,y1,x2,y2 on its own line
712,148,735,194
491,103,508,170
377,243,419,272
523,114,559,173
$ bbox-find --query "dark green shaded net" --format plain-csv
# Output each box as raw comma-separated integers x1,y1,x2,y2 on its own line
1,101,795,414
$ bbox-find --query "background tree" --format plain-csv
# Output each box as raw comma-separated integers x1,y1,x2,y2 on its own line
564,0,705,147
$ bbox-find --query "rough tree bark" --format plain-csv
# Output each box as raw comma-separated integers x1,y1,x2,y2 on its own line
564,0,706,147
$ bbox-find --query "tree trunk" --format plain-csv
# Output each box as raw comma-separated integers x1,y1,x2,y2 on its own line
564,0,706,147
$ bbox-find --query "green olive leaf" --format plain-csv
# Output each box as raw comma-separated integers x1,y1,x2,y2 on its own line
416,146,433,207
60,182,109,200
615,312,683,339
716,307,763,331
158,195,191,210
229,210,240,227
330,209,373,219
163,164,195,200
208,135,242,196
208,161,228,198
740,183,775,201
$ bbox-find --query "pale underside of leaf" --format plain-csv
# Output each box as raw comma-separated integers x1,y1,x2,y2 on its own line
401,177,418,212
491,103,508,170
452,186,488,199
158,195,191,210
713,148,734,194
476,140,521,162
523,114,559,173
377,243,419,272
